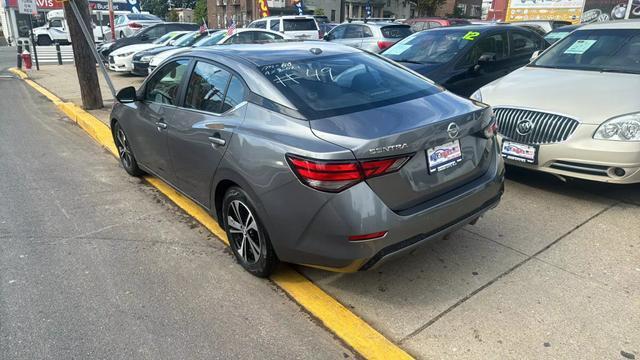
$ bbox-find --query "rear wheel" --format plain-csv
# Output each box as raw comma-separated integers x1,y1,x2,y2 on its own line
112,121,144,176
37,35,52,46
223,187,278,277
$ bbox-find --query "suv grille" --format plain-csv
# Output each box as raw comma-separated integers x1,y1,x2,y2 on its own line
494,107,579,145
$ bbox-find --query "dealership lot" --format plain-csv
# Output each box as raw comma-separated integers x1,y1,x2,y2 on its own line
18,66,640,359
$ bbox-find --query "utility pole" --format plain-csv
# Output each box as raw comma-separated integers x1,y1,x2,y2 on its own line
63,0,103,109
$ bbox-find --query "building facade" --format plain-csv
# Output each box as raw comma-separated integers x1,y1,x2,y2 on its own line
434,0,482,17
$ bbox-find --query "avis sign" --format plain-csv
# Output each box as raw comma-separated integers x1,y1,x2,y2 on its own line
18,0,38,14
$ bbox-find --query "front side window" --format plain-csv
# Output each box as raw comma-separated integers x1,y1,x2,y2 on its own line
327,25,346,40
251,20,266,29
185,62,231,113
258,53,440,119
226,32,255,44
410,22,425,32
428,21,442,29
255,32,282,41
344,25,364,39
144,59,189,105
456,32,508,68
193,31,227,46
532,29,640,74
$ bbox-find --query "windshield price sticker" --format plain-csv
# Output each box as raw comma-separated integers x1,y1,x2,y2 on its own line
564,39,597,55
462,31,480,41
384,44,410,55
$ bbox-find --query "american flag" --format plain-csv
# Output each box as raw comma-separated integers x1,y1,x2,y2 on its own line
199,18,208,34
227,19,236,36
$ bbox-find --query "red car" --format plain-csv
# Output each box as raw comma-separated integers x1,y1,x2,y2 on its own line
404,17,471,32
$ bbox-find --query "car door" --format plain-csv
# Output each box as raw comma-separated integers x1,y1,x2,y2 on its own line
128,59,190,181
444,31,510,96
325,24,347,43
167,60,248,206
341,24,365,48
509,30,545,71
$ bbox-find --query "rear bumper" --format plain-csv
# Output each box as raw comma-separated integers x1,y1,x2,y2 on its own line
499,125,640,184
263,147,505,272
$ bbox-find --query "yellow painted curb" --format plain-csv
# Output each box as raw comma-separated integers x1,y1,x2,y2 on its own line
15,70,414,360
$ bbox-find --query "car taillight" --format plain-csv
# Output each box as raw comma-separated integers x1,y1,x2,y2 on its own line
482,119,498,138
377,41,393,50
349,231,387,241
287,154,411,192
128,22,142,29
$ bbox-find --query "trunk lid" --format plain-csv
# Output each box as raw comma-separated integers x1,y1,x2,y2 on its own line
309,92,493,212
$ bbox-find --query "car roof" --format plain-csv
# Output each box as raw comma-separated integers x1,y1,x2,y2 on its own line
189,41,360,67
260,15,315,20
580,19,640,30
427,24,524,33
344,21,408,27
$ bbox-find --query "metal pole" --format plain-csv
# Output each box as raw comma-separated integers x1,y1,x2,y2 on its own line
68,0,117,98
108,0,115,41
624,0,633,19
28,14,39,70
56,42,63,65
17,44,22,69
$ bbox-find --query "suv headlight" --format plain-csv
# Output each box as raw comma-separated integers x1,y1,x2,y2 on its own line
594,113,640,141
470,90,482,102
140,55,153,62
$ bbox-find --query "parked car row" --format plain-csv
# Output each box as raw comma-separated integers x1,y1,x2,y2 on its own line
107,14,639,278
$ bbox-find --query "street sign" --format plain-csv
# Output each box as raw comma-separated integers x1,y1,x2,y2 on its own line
18,0,38,14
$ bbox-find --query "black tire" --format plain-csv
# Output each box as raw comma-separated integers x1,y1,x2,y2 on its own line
37,35,52,46
223,187,278,277
112,121,144,177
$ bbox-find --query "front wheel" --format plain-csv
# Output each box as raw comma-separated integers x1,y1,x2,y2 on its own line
223,187,278,277
112,121,144,176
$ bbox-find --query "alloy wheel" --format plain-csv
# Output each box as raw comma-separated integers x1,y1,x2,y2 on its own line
227,200,262,264
115,125,133,169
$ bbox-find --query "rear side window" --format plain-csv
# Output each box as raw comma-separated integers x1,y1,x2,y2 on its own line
511,31,541,56
258,53,440,119
381,25,412,38
144,59,189,105
128,14,161,21
428,21,442,29
283,19,317,31
185,62,231,114
270,21,281,31
142,25,165,40
222,77,247,112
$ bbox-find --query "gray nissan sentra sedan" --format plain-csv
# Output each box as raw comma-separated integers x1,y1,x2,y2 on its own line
110,42,505,277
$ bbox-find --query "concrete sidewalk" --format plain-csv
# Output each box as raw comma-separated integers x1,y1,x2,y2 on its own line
22,64,640,360
27,64,143,123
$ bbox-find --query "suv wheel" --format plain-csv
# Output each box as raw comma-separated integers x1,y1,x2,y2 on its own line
112,121,144,176
223,187,278,277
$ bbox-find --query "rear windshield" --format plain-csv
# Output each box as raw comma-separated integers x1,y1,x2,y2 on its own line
283,19,317,31
128,14,161,21
258,53,440,119
381,25,412,39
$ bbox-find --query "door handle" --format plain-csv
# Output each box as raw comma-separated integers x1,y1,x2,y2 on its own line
155,121,167,131
208,135,226,146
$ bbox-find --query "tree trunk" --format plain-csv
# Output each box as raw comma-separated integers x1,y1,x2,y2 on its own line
64,0,103,110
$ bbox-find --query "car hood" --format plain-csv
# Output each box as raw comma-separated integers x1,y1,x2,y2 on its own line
111,43,160,56
149,48,186,66
479,66,640,125
139,45,177,57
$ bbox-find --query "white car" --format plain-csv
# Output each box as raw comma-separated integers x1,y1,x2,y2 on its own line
147,29,292,74
247,15,320,40
472,20,640,183
114,13,163,39
108,31,189,73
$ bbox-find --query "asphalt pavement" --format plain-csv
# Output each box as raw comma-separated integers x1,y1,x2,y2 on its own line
0,67,355,359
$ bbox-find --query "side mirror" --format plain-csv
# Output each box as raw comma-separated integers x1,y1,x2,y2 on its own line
116,86,137,103
323,34,330,41
530,50,541,62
